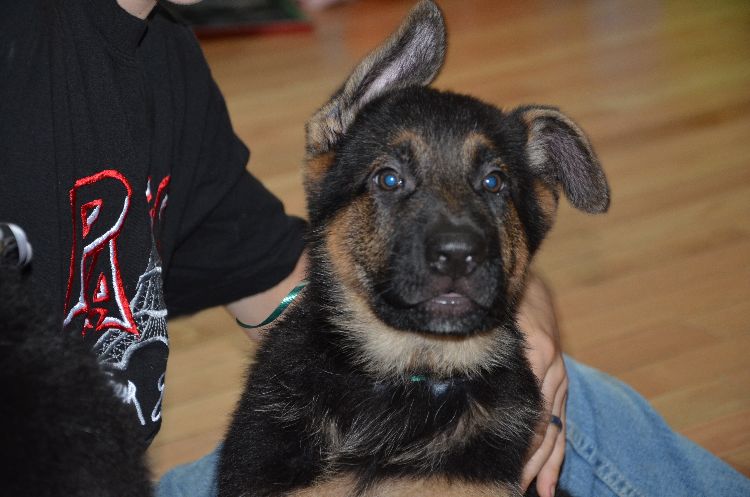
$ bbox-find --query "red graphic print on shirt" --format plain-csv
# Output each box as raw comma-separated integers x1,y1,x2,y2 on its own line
63,170,137,335
63,168,172,428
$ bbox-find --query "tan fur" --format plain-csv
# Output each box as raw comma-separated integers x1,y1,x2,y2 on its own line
287,475,517,497
320,169,525,379
500,203,529,299
331,289,514,379
390,129,429,151
460,131,510,177
533,180,558,222
322,199,513,378
285,475,355,497
324,196,386,293
461,131,494,165
304,151,335,196
312,363,536,474
384,399,534,469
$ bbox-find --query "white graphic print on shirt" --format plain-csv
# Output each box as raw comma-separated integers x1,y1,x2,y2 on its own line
63,169,170,428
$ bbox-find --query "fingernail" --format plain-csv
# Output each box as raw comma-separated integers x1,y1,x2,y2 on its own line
549,484,556,497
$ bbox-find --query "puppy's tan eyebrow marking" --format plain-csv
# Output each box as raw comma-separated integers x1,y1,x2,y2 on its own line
388,129,430,164
461,131,495,166
462,132,510,182
305,151,336,194
389,129,428,149
361,129,430,180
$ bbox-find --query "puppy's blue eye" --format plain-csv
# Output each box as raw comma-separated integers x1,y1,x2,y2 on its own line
482,172,503,193
376,168,403,191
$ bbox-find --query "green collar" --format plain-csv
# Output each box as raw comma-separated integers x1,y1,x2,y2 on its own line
235,280,308,329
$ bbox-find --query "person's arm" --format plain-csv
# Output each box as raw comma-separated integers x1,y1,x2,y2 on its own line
226,250,308,341
518,272,568,497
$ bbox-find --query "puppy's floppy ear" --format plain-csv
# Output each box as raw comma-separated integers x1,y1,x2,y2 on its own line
516,106,610,214
306,0,446,157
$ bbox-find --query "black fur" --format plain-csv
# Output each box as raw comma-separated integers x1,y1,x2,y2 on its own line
219,1,607,496
220,299,540,496
0,268,152,497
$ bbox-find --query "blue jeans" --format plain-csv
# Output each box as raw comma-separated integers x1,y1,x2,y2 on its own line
158,356,750,497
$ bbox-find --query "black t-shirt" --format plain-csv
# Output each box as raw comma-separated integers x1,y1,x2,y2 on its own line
0,0,306,444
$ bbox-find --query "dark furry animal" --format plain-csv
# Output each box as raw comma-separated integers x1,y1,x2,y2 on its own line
219,1,608,496
0,268,152,497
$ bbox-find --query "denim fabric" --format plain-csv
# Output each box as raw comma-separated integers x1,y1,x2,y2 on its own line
157,447,219,497
560,356,750,497
158,357,750,497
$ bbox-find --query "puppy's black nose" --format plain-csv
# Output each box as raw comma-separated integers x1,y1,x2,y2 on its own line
425,227,487,278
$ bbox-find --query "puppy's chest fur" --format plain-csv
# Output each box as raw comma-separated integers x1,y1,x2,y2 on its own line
229,310,540,496
313,374,503,467
287,475,516,497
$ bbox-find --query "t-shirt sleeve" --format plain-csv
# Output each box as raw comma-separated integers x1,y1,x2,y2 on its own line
163,71,306,317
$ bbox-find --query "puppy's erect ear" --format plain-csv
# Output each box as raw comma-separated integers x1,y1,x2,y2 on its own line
516,106,610,214
305,0,446,158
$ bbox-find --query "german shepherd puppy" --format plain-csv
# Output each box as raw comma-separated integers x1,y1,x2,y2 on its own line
219,1,609,496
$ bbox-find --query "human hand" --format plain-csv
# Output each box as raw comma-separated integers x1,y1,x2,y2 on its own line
516,272,568,497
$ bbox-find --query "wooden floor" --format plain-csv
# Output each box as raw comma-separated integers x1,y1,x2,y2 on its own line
147,0,750,478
